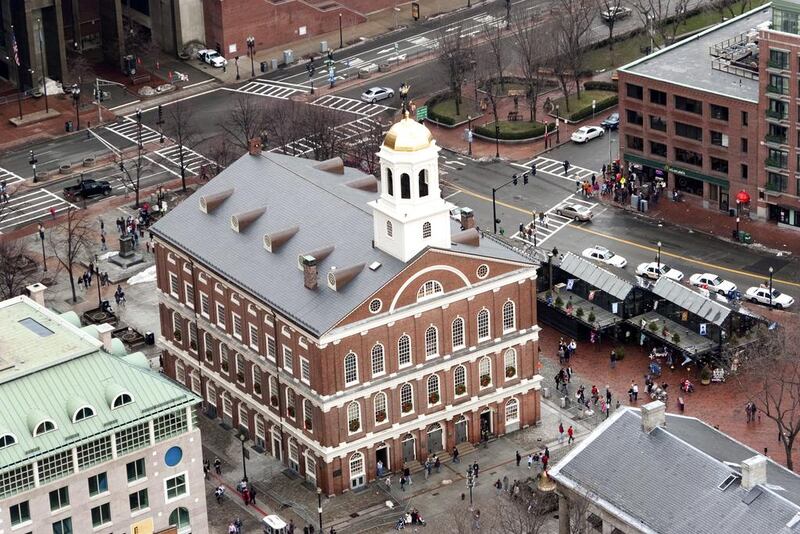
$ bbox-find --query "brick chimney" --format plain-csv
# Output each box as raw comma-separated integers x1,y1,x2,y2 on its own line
95,323,115,353
460,207,475,229
741,455,767,490
248,137,262,155
641,400,666,433
26,283,47,307
302,255,318,290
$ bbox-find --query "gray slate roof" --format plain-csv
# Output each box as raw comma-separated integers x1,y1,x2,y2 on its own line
653,276,731,325
152,153,531,336
560,252,633,301
620,6,769,102
552,409,800,534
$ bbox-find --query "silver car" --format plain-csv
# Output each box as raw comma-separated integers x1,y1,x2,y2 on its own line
556,203,593,221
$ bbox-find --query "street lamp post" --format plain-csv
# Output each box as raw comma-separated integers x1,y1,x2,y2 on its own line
768,266,774,308
37,19,49,114
592,99,596,120
657,241,662,273
30,149,38,183
235,56,240,80
494,123,500,158
466,467,475,510
467,115,473,156
555,105,560,143
548,252,554,290
71,84,81,131
38,224,47,272
339,13,344,48
239,434,248,480
246,36,256,77
317,487,323,532
492,172,529,233
94,264,102,307
735,217,740,240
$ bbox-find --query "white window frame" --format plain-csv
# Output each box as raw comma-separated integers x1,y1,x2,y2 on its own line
232,312,242,340
417,280,443,301
454,365,467,396
286,389,296,419
215,303,226,329
422,221,432,239
344,352,359,387
386,220,393,237
424,326,439,358
175,360,186,384
172,312,182,338
347,401,361,434
252,366,263,396
199,292,210,318
374,392,388,424
169,273,179,298
452,317,465,350
163,472,188,503
477,309,490,341
266,335,276,361
203,332,214,362
248,323,260,351
303,399,314,432
371,344,385,377
184,282,194,310
479,356,492,389
504,348,517,379
300,357,311,385
398,334,412,368
283,346,293,372
235,353,246,383
400,383,414,414
427,374,440,406
502,300,516,333
505,398,520,424
238,403,249,431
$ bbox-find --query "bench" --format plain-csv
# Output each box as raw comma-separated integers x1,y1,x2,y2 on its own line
507,111,522,121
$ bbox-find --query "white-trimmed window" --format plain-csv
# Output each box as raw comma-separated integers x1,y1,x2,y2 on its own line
199,292,210,318
207,382,217,406
175,359,186,384
479,356,492,388
286,388,296,419
235,353,246,383
172,312,182,340
164,473,187,501
169,273,179,298
215,303,226,329
344,352,359,386
454,365,467,396
502,301,516,332
400,383,414,413
386,220,393,237
422,221,432,239
452,317,465,349
73,406,96,422
398,334,412,367
34,419,57,436
505,398,520,424
371,344,385,376
477,309,490,340
203,332,214,362
10,500,30,526
238,403,249,431
424,326,438,357
266,335,276,361
347,401,361,434
184,282,194,309
220,344,230,373
303,399,314,432
300,357,311,384
252,366,263,396
349,452,365,480
417,280,443,301
374,392,388,424
269,377,279,406
504,348,517,379
283,346,293,372
232,313,242,339
190,370,201,394
427,374,441,405
0,433,17,449
249,323,260,351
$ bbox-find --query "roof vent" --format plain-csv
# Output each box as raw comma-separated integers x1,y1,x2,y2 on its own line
230,207,266,233
369,261,382,271
297,246,335,270
451,228,480,246
718,473,740,491
741,455,767,490
263,226,300,252
313,157,344,175
787,512,800,530
345,176,379,192
327,263,365,292
199,188,234,214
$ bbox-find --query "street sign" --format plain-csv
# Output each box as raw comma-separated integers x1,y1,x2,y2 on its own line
416,105,428,121
412,2,420,20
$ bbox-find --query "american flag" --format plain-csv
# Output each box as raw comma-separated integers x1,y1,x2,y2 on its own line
10,27,20,67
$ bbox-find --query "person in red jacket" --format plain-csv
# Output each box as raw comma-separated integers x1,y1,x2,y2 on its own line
567,425,575,444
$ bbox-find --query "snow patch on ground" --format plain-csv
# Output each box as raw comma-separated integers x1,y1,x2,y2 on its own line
127,265,156,285
97,251,119,261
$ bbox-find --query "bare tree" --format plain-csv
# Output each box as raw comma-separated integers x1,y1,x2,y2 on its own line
511,12,548,121
344,119,386,176
482,16,508,94
263,100,306,156
0,238,38,299
552,0,599,101
219,94,270,152
475,56,503,157
117,112,148,207
632,0,691,49
735,318,800,470
301,106,343,161
600,0,624,49
438,25,475,116
206,134,239,172
48,207,93,303
64,54,95,87
164,100,200,191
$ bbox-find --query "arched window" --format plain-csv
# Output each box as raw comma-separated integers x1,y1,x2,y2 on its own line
344,352,358,386
0,434,17,449
235,353,246,383
417,280,443,301
398,335,412,367
169,507,191,531
269,376,279,407
112,392,133,409
34,420,56,436
422,221,432,239
400,173,411,199
347,401,361,433
252,366,263,395
374,392,388,423
175,359,186,384
427,374,440,405
400,383,414,413
350,452,365,477
386,168,394,196
418,170,429,197
502,301,516,332
454,365,467,396
479,357,492,388
286,388,296,419
452,317,465,349
425,326,438,357
386,220,393,237
303,399,313,432
505,398,520,423
504,348,517,379
238,403,250,431
73,406,96,423
203,332,214,362
220,343,229,373
371,344,385,376
477,309,490,340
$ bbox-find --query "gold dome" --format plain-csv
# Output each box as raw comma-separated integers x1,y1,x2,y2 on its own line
382,114,434,152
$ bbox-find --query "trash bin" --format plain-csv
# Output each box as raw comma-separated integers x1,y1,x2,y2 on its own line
542,387,550,399
641,199,648,212
320,41,328,53
732,229,739,240
729,208,736,217
271,58,278,70
283,49,294,65
145,331,155,345
260,61,268,73
65,120,73,132
630,194,639,209
742,232,753,244
560,396,566,408
737,230,746,242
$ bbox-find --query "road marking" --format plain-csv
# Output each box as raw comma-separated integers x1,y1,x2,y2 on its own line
270,117,386,156
154,145,214,174
0,167,25,187
0,188,77,233
232,81,305,99
444,190,462,200
511,194,598,246
310,94,391,117
104,118,162,145
514,156,599,184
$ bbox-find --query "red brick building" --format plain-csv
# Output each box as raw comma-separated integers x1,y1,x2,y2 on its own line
151,119,542,494
618,3,800,228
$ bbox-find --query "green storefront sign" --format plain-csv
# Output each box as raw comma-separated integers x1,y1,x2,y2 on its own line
624,153,729,189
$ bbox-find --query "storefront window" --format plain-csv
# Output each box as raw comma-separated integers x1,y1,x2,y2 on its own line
674,174,703,196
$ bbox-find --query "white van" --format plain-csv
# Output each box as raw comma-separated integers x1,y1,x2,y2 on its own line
262,514,288,534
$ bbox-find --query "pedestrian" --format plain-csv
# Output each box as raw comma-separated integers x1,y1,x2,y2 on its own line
503,475,509,493
228,522,237,534
452,446,460,463
527,454,533,469
214,457,222,475
494,478,502,496
434,455,441,473
632,382,639,402
203,459,210,479
541,454,549,471
288,519,295,534
77,275,84,290
100,234,107,251
473,461,479,478
377,459,384,477
515,450,521,466
241,486,250,505
248,482,257,505
400,475,406,491
424,457,431,479
567,425,575,444
100,219,105,234
606,386,612,404
385,476,392,490
628,382,635,403
146,240,151,254
745,402,752,422
215,485,225,503
558,421,565,443
403,465,412,485
49,206,56,219
610,349,616,369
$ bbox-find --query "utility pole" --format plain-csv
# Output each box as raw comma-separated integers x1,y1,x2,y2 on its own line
492,172,529,233
29,150,38,183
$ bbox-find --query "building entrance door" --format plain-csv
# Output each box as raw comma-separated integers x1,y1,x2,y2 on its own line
480,410,493,437
427,423,443,453
375,444,390,474
402,434,416,463
271,433,282,462
455,416,468,444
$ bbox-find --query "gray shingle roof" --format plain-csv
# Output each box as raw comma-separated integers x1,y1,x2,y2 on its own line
552,409,800,534
152,153,531,336
653,277,731,326
559,252,633,301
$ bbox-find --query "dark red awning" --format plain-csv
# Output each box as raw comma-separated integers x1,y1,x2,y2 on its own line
736,190,751,203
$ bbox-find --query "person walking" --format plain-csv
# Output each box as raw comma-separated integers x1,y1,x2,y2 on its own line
424,457,431,480
248,482,257,505
503,475,509,493
494,478,502,496
527,453,533,469
567,425,575,444
610,349,617,369
632,382,639,402
385,476,392,491
515,450,521,467
452,446,460,464
203,459,210,479
215,485,225,503
214,457,222,475
434,455,441,473
558,421,565,444
400,475,406,492
403,465,412,485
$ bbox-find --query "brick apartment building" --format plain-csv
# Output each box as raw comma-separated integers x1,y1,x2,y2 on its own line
151,118,543,494
618,1,800,229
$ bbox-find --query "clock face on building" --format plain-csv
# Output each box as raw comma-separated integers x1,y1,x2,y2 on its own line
165,446,183,467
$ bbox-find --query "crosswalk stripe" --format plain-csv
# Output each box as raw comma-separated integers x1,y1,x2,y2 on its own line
232,81,305,100
511,193,598,247
0,189,77,232
309,94,390,117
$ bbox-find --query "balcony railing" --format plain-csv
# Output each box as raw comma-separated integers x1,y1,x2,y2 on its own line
766,109,789,120
765,133,788,145
766,84,790,95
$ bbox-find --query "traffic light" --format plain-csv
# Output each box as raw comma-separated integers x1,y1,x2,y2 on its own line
512,174,518,186
29,150,37,166
136,109,142,123
531,163,537,176
327,50,334,62
157,105,163,124
523,172,529,185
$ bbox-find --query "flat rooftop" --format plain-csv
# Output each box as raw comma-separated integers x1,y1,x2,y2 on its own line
621,6,771,102
0,297,100,383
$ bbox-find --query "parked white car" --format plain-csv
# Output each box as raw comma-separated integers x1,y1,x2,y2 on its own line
197,49,227,68
601,6,632,21
635,262,684,282
745,286,795,309
360,87,394,103
582,245,627,268
689,273,737,295
571,126,604,143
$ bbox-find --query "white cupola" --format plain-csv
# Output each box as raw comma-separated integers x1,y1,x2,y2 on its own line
368,114,453,262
